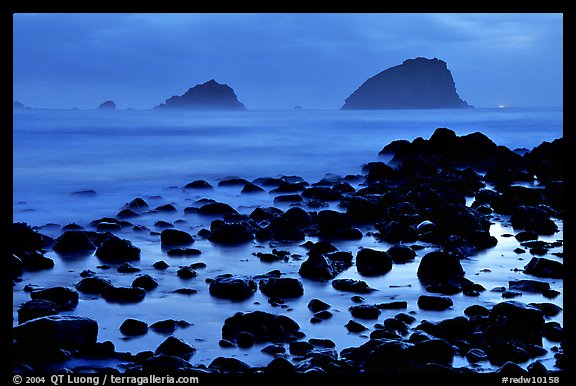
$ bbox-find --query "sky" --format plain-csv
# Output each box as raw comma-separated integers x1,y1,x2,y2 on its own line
12,13,563,110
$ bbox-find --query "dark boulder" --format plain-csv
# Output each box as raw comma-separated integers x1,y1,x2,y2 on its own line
120,319,149,336
308,298,331,312
209,221,254,244
417,251,464,283
184,180,213,189
209,357,251,373
332,279,376,294
488,301,545,345
241,182,265,193
52,230,97,255
160,229,194,246
176,266,197,279
101,286,146,303
355,248,392,276
386,243,416,263
523,257,563,279
221,311,302,344
299,251,353,281
30,286,79,311
417,295,453,311
14,315,98,350
197,202,239,216
76,277,113,294
250,207,284,222
256,217,305,242
132,274,159,290
510,205,558,235
258,277,304,298
349,304,381,319
408,338,455,367
142,355,193,372
154,336,196,360
95,234,140,263
17,299,59,323
209,274,257,301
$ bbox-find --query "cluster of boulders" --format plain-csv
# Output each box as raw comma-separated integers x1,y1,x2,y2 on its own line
12,128,563,376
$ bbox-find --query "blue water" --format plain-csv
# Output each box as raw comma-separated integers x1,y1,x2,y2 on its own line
12,107,564,373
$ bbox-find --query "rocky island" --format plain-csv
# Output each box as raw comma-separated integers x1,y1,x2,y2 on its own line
342,57,471,110
154,79,246,110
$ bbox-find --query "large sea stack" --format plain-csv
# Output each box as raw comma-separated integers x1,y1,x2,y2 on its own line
155,79,246,110
342,57,471,110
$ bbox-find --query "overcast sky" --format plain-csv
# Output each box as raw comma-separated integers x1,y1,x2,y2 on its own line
12,13,563,110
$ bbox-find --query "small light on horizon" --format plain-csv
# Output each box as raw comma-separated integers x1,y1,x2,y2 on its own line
498,105,505,109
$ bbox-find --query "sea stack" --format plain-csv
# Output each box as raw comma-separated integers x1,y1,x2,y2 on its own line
342,57,471,109
98,101,117,110
155,79,246,110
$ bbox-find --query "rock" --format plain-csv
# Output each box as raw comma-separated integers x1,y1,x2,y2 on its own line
417,295,453,311
332,279,376,294
155,204,177,212
345,320,368,333
488,301,545,345
241,182,265,193
197,202,239,216
160,229,194,246
14,315,98,350
101,286,146,303
408,338,455,367
95,234,140,263
221,311,302,344
166,248,201,257
209,274,257,301
364,340,413,372
30,287,79,311
376,301,408,310
117,262,140,273
98,100,116,110
153,260,170,270
259,277,304,298
120,319,148,336
52,230,97,255
510,205,558,235
132,274,159,290
154,336,196,360
150,319,186,334
209,357,251,373
355,248,393,276
416,251,464,283
256,217,305,242
523,257,563,279
176,267,197,279
342,57,470,110
76,277,113,294
349,304,381,319
236,331,255,348
386,243,416,263
154,79,246,110
250,206,284,222
509,279,550,294
265,356,296,373
308,298,331,312
208,221,254,244
184,180,213,189
17,299,59,323
299,251,353,281
142,355,192,372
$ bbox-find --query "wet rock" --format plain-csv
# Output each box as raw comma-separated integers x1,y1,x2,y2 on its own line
509,279,550,294
250,207,284,222
417,251,464,282
364,340,413,372
221,311,302,344
274,194,303,203
154,204,177,212
12,222,50,254
464,304,490,317
408,338,455,367
173,288,198,295
345,320,368,333
308,298,331,312
117,262,140,273
523,257,563,279
282,207,314,227
375,221,418,243
241,182,265,193
510,205,558,235
259,277,304,298
416,316,472,342
142,354,193,372
218,177,250,187
184,180,213,189
332,279,376,294
236,331,255,348
101,286,146,303
417,295,453,311
289,341,314,356
153,260,169,270
209,221,254,244
150,319,186,334
488,301,545,345
299,251,353,281
120,319,148,336
95,234,140,263
14,315,98,350
376,301,408,310
349,304,381,319
17,299,59,323
256,217,305,242
356,248,392,276
30,286,79,311
265,356,296,373
16,251,55,272
52,230,97,255
166,248,202,256
176,266,197,279
515,230,539,242
155,336,196,360
132,274,159,290
386,243,416,263
209,274,257,300
197,202,239,216
209,357,251,373
76,277,113,294
160,229,194,246
529,303,562,317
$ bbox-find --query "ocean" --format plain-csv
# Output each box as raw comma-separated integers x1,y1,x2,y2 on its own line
12,107,563,372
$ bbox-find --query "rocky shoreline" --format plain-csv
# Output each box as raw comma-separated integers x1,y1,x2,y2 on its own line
12,128,564,380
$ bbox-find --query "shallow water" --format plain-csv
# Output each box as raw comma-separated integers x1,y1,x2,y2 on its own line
12,107,563,373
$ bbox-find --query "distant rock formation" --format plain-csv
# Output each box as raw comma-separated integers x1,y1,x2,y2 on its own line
98,101,116,110
155,79,246,110
13,101,28,110
342,57,471,110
